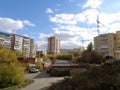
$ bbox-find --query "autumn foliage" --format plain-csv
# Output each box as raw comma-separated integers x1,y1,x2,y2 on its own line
0,46,25,88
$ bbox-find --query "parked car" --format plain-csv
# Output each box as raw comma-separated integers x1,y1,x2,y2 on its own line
46,67,52,74
29,68,39,73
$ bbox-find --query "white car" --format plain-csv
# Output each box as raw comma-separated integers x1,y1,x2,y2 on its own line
29,68,39,73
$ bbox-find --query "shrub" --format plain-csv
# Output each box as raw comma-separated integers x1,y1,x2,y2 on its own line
48,63,120,90
56,53,73,60
50,68,70,76
0,63,25,88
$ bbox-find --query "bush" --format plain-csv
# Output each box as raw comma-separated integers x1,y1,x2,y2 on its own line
50,68,70,76
0,63,25,88
48,63,120,90
0,46,25,88
56,53,73,60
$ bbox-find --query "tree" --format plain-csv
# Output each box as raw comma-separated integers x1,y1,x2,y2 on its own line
15,51,26,58
78,46,84,55
56,53,73,60
0,46,25,88
87,42,93,52
0,63,24,88
78,43,104,64
48,54,56,62
36,58,42,70
43,55,48,61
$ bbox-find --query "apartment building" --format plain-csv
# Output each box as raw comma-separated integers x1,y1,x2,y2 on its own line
0,32,11,49
48,36,60,55
11,34,23,51
114,31,120,59
94,31,120,59
0,31,36,57
11,34,36,57
30,39,37,58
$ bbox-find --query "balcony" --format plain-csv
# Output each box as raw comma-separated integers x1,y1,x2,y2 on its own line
100,45,108,49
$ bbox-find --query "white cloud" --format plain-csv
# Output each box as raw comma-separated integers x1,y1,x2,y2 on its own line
37,33,54,50
23,20,35,27
39,33,53,40
61,41,80,49
50,9,99,25
47,9,120,49
83,0,103,9
38,0,120,50
0,17,23,33
46,8,54,14
54,29,78,41
37,41,48,50
0,17,35,33
50,14,76,25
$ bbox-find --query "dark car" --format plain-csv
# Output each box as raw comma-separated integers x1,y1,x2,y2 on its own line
46,67,52,74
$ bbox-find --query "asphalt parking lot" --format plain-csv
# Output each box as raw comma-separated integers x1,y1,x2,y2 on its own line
20,70,64,90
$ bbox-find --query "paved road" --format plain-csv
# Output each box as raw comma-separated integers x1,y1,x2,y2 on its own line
20,70,64,90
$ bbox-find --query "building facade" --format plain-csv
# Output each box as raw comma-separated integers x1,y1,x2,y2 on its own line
94,31,120,59
11,34,23,51
11,34,36,57
48,36,60,55
30,39,37,58
0,31,36,57
0,32,11,49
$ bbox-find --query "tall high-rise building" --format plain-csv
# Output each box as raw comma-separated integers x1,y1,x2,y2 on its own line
94,31,120,59
0,31,36,57
48,36,60,55
11,34,36,57
30,39,37,58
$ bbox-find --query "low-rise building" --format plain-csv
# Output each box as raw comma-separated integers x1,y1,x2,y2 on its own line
94,31,120,59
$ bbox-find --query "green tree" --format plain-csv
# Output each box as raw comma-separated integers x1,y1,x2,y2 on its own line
43,55,48,61
78,43,104,64
0,47,25,88
56,53,73,60
87,42,93,52
0,63,24,88
16,51,26,58
36,58,42,70
48,54,56,62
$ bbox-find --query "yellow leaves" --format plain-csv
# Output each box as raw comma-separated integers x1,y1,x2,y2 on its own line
0,47,17,63
36,58,42,70
0,46,25,87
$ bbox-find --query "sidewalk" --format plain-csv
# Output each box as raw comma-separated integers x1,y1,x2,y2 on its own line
19,71,64,90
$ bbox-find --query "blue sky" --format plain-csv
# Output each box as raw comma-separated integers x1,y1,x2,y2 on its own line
0,0,120,50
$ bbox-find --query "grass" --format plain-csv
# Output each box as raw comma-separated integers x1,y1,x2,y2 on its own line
0,79,34,90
